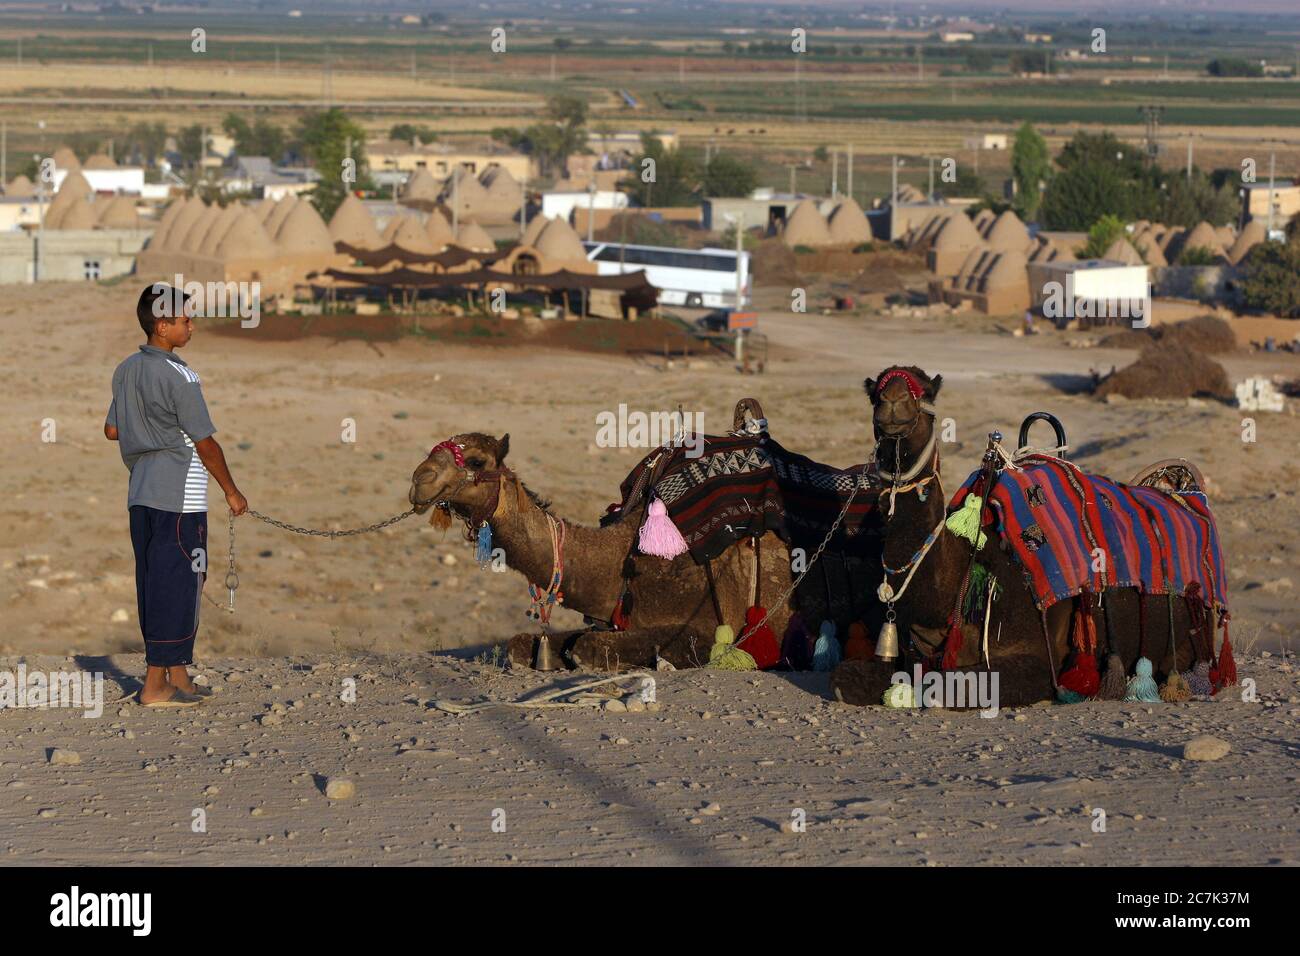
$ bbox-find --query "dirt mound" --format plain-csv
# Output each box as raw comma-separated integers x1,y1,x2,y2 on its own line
1097,315,1237,354
1094,342,1231,400
1160,314,1237,354
751,238,799,288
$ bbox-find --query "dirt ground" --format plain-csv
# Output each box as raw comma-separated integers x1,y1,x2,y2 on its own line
1,280,1298,865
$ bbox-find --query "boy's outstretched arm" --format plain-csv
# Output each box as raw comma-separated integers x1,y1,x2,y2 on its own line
194,436,248,515
104,424,118,440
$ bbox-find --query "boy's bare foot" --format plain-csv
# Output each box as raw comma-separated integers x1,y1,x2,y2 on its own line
139,681,180,705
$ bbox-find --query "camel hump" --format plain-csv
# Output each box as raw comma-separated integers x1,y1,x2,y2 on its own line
733,398,768,434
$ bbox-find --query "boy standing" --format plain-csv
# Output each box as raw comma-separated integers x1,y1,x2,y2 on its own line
105,284,248,707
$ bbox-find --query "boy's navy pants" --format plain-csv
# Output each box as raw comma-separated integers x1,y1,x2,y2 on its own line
129,506,207,667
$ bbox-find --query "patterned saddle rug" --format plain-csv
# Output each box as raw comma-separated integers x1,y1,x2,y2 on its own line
950,454,1228,613
614,433,881,563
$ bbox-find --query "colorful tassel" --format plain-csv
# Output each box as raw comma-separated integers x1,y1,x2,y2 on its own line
1098,653,1128,700
637,498,688,559
736,606,781,670
780,613,813,670
962,563,996,623
706,624,757,671
812,620,841,672
945,495,987,549
1210,616,1237,693
1159,670,1191,702
843,621,876,662
1124,657,1161,702
475,522,493,566
883,682,916,708
611,591,631,630
1184,660,1213,696
941,611,964,670
1058,650,1100,700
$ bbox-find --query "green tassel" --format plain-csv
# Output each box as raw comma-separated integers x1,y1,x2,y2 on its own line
706,624,756,671
962,563,997,621
946,495,987,549
1056,688,1088,704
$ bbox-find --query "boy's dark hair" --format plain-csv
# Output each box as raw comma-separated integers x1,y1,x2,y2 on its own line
137,283,190,338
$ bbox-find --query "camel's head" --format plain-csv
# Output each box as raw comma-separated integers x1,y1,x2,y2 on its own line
408,432,510,519
864,366,942,464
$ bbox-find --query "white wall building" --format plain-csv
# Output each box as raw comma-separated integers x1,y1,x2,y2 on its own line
541,190,629,224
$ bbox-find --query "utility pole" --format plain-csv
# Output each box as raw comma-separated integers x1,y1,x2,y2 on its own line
1186,136,1194,182
890,155,899,242
831,150,838,199
846,143,853,203
519,177,526,239
1267,150,1276,237
734,212,744,308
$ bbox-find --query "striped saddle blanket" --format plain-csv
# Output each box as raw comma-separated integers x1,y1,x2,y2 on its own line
950,455,1228,612
614,434,881,563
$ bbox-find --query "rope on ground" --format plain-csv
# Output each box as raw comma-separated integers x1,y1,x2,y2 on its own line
431,673,648,715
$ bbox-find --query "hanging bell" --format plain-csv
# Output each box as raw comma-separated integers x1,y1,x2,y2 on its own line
533,633,560,672
876,610,900,662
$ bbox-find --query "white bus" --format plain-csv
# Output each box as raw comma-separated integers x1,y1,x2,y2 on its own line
582,241,751,309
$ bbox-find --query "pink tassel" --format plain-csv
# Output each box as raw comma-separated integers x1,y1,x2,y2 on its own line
638,498,688,559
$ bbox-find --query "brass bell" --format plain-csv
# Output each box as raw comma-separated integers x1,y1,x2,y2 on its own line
876,612,900,662
533,633,559,671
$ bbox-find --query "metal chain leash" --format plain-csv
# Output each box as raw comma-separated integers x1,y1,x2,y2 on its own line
245,507,418,539
204,507,419,613
737,468,877,641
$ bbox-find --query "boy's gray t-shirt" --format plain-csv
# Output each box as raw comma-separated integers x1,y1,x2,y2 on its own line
106,345,216,513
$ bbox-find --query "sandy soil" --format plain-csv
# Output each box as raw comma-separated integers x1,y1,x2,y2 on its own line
2,650,1295,865
1,280,1298,864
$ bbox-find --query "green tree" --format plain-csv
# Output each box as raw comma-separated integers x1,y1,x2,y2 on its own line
1010,122,1050,220
389,123,438,144
294,108,369,220
126,122,168,166
621,133,699,206
1207,58,1263,78
1240,237,1300,316
222,114,286,160
177,125,205,169
1078,214,1128,258
935,165,988,199
1040,131,1161,229
1158,172,1239,228
702,153,758,198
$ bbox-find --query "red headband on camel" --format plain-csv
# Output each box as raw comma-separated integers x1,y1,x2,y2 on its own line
876,369,925,400
430,439,466,468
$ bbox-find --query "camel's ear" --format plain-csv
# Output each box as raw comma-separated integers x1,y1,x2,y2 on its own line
496,433,510,463
926,374,943,401
863,377,878,403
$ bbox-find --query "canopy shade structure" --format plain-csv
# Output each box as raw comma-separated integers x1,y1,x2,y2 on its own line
334,240,512,269
322,265,657,296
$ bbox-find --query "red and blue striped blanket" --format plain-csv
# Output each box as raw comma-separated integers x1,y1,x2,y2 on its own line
950,455,1228,612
